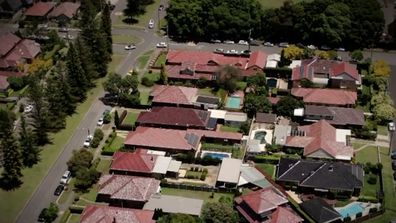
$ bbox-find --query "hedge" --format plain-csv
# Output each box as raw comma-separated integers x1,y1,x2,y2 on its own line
117,123,134,130
358,196,379,203
69,205,84,214
119,110,127,125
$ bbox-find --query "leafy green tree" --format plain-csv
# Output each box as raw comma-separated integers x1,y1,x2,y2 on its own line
114,110,120,127
373,103,396,124
372,60,391,77
0,108,15,138
66,43,88,100
157,213,199,223
216,65,241,93
246,73,267,95
350,50,364,61
101,2,113,55
244,94,272,118
103,73,122,95
124,0,146,21
19,115,40,168
67,149,94,176
0,131,23,190
74,168,101,191
39,202,59,223
276,96,304,117
201,202,238,223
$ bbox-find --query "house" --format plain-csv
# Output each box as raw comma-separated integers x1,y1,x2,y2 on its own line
234,187,303,223
110,149,181,178
0,0,23,17
149,85,198,107
209,109,248,126
48,2,80,23
165,50,267,81
24,1,55,19
124,127,201,154
144,195,204,216
80,204,155,223
300,198,342,223
301,105,364,128
291,58,361,89
276,158,363,196
285,120,354,160
216,158,242,188
291,88,357,107
97,174,160,208
136,106,213,130
255,113,276,124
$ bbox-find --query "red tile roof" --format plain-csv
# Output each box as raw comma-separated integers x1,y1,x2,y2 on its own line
150,85,198,105
48,2,80,19
98,175,160,202
137,107,210,129
286,120,354,160
0,32,20,57
124,127,200,151
291,88,357,106
80,204,155,223
1,39,41,68
268,96,280,105
291,58,360,82
24,1,55,17
269,206,303,223
248,51,267,69
111,150,157,173
235,187,288,214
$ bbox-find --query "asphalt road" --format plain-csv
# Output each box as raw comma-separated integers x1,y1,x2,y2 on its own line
14,0,396,222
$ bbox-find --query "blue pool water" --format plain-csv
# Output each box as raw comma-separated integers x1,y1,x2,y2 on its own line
254,131,267,144
203,152,230,160
226,97,241,109
337,203,364,218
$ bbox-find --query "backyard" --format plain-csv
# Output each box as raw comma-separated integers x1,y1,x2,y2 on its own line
255,163,275,178
201,143,244,159
123,111,140,125
220,125,240,133
160,187,234,205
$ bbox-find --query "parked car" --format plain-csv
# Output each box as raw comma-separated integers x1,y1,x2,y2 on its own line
263,42,274,47
83,135,93,148
54,184,65,196
124,44,136,50
307,45,317,50
392,160,396,170
24,104,34,113
279,42,289,48
210,39,222,43
225,49,239,55
156,42,167,48
320,45,331,50
391,151,396,159
38,208,47,222
238,40,248,45
158,4,164,11
214,48,224,53
97,117,104,126
148,19,154,29
388,122,395,131
337,47,346,52
241,50,251,56
223,40,235,44
249,39,260,46
60,170,71,185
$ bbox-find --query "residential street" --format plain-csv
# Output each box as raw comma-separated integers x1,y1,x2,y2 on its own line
13,0,396,222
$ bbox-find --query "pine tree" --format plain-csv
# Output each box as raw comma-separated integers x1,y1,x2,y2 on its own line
75,35,98,83
0,131,23,190
101,2,113,55
19,115,40,168
66,43,88,100
114,110,119,127
160,64,168,84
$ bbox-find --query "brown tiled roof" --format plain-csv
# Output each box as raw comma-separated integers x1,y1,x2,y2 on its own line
48,2,80,19
137,107,210,129
80,204,155,223
124,127,200,151
255,113,276,123
1,39,41,68
98,175,160,202
235,187,288,214
286,120,353,160
24,1,55,17
291,88,357,106
270,206,303,223
150,85,198,105
304,105,364,126
111,150,157,173
0,32,20,57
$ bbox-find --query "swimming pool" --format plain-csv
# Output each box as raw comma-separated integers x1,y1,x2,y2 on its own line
226,96,241,109
337,202,364,219
201,151,231,160
254,131,267,144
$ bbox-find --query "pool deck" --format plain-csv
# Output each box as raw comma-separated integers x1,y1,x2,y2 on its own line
249,129,273,151
335,202,381,220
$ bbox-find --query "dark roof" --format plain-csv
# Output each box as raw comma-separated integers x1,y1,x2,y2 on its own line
2,0,22,11
277,158,363,192
256,113,276,123
300,198,342,223
136,107,210,129
195,95,219,105
304,105,364,126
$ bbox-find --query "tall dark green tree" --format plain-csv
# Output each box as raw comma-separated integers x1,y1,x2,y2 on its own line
0,130,23,190
124,0,146,21
75,35,98,83
0,108,15,138
101,2,113,55
19,115,40,168
66,43,88,100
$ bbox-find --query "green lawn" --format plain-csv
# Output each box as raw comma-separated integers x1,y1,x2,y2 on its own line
361,174,379,198
75,184,99,206
198,88,217,97
255,163,275,178
103,136,124,153
123,112,139,125
67,214,80,223
109,54,126,73
186,171,203,178
154,53,166,67
377,125,388,136
0,54,125,223
236,81,247,90
58,179,75,205
220,125,240,133
136,50,154,70
351,141,367,150
161,188,234,204
143,71,160,82
112,34,142,44
96,159,112,174
356,146,379,164
139,87,152,105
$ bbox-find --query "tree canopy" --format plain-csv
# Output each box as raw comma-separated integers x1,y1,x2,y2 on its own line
201,202,238,223
276,96,304,117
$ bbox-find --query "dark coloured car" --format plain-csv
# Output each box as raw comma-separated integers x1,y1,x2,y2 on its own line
54,184,64,196
109,4,116,10
391,151,396,159
394,172,396,180
392,161,396,170
38,208,47,222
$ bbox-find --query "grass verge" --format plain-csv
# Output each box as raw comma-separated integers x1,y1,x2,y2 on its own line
136,50,154,70
112,34,142,45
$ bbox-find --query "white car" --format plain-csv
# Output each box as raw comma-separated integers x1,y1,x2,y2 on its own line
83,135,93,148
156,42,167,48
389,122,395,131
307,45,317,50
223,40,235,44
24,105,34,113
214,48,224,53
210,39,222,43
97,117,104,126
124,44,136,50
263,42,274,47
148,19,154,29
337,47,346,52
60,170,71,185
238,40,248,45
279,42,289,48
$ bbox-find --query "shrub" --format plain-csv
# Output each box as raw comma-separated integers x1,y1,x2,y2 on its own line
94,129,104,140
369,207,378,213
358,196,379,203
141,77,154,87
103,112,111,124
190,167,194,171
367,175,377,184
119,110,128,125
194,167,199,172
90,137,101,148
356,212,362,218
200,173,207,181
69,205,84,214
344,216,351,222
117,123,134,130
7,76,28,90
203,168,208,174
74,168,101,191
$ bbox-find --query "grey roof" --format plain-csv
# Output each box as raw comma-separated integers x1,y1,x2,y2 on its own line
239,166,271,188
217,158,242,184
152,156,172,174
195,95,219,104
304,105,364,126
167,160,181,173
273,125,291,145
144,194,203,216
300,198,342,223
224,112,247,122
255,113,276,123
277,158,363,192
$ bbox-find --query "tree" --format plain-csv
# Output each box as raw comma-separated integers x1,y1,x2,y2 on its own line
74,168,101,191
114,110,120,127
19,115,40,168
157,213,199,223
101,2,113,55
159,64,168,84
201,202,238,223
314,50,330,59
124,0,146,21
75,36,98,84
66,43,88,100
372,60,391,77
244,94,272,118
276,96,304,117
281,45,304,61
216,65,241,93
246,73,267,95
67,149,94,176
350,50,364,61
0,131,23,190
0,108,15,138
373,103,396,124
39,202,59,223
103,73,122,95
